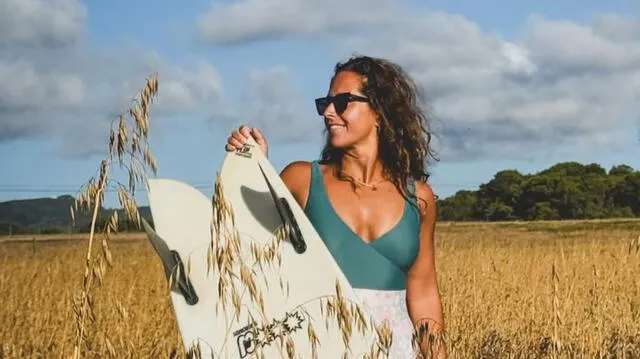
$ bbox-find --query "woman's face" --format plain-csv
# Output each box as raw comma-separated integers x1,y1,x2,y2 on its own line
320,71,378,149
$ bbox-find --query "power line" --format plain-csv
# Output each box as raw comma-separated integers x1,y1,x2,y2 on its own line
0,182,483,193
0,182,216,189
0,185,214,193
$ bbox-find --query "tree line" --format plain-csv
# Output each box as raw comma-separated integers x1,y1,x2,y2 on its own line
436,162,640,221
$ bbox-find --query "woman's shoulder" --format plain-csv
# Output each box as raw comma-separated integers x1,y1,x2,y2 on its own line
279,161,313,208
412,179,437,218
280,160,313,178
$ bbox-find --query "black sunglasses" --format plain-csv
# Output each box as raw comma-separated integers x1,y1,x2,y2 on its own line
314,92,369,116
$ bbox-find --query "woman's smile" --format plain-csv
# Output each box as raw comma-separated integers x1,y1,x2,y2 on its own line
327,123,347,134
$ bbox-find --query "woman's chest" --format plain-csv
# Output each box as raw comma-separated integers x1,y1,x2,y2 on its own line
324,182,407,243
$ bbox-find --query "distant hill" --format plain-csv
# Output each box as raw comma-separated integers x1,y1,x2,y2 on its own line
0,195,151,235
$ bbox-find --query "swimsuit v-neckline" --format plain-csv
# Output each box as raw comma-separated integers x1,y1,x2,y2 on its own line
303,161,422,289
314,163,409,246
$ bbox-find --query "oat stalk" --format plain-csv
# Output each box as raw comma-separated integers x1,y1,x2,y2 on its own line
71,73,159,359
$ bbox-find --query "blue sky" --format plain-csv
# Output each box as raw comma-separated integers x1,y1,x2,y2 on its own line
0,0,638,208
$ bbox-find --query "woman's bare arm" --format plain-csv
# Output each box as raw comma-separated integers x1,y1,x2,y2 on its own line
406,181,446,358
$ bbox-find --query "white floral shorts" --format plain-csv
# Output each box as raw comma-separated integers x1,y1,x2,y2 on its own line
353,288,418,358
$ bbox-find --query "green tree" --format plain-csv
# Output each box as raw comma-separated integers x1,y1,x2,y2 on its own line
485,201,515,221
609,164,634,177
532,202,560,220
433,161,637,222
437,190,478,221
518,175,564,219
608,172,640,215
476,170,525,220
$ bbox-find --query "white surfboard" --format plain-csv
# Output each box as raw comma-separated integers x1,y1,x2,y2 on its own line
142,138,392,359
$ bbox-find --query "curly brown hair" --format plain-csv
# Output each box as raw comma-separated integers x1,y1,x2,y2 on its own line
320,55,438,202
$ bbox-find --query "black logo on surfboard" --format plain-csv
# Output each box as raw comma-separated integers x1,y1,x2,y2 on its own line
233,310,305,358
236,144,253,158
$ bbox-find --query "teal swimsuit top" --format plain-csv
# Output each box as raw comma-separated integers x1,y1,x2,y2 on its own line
303,161,421,290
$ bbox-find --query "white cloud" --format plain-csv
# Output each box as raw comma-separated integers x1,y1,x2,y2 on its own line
127,58,224,113
200,4,639,161
525,15,640,72
0,50,225,156
0,59,86,109
3,0,638,165
0,0,225,158
212,66,322,143
197,0,395,44
195,0,640,161
0,0,86,46
501,43,537,75
0,58,88,141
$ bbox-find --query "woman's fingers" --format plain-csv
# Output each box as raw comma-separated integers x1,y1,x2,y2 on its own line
224,125,269,157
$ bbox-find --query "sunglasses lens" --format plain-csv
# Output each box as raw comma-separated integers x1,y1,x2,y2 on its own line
333,94,348,114
315,98,328,115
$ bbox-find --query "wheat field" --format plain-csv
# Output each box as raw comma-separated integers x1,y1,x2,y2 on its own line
1,219,638,359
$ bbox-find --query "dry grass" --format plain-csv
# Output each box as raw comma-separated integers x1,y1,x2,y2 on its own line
0,237,180,358
436,221,640,358
0,221,638,358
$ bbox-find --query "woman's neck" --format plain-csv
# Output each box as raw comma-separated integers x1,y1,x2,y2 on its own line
339,141,384,184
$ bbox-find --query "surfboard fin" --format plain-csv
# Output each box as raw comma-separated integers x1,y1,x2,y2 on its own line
257,163,307,254
278,196,307,254
142,218,199,306
169,250,199,306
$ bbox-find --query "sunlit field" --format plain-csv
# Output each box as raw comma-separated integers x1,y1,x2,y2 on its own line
1,219,639,358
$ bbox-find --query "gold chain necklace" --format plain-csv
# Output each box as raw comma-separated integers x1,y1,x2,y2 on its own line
340,172,385,190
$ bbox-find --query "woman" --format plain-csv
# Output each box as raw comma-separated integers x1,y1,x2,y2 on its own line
225,55,446,358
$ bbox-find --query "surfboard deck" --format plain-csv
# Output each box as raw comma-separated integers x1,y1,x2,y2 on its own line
142,138,392,358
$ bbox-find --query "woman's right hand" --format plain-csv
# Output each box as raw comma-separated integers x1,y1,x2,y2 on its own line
225,125,269,157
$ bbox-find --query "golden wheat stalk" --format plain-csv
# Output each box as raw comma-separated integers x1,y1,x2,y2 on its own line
71,74,159,359
629,234,640,255
551,261,563,358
